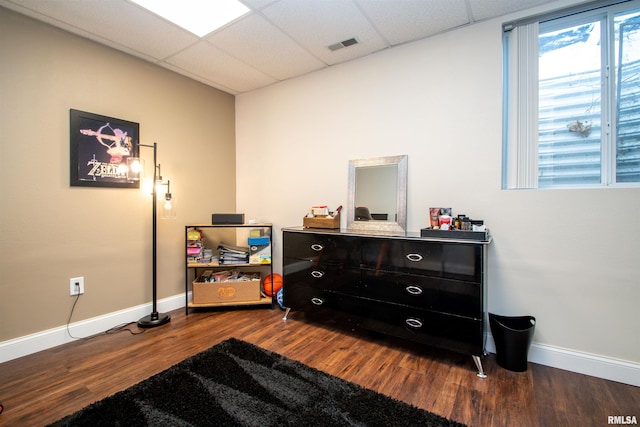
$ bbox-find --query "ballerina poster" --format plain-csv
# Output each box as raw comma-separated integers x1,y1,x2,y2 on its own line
70,109,140,188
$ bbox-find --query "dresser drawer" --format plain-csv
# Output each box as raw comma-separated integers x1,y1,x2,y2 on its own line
282,283,338,312
286,289,483,355
283,257,360,292
283,231,360,265
355,298,484,355
361,238,481,281
360,269,482,319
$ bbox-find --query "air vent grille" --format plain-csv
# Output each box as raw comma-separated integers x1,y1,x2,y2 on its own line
328,37,358,51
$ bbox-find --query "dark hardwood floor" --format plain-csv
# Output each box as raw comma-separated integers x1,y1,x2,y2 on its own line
0,306,637,426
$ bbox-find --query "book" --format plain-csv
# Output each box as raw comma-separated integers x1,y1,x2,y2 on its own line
217,242,249,255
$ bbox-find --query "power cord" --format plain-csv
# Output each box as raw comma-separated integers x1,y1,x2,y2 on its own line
105,322,145,335
66,292,82,339
66,288,146,340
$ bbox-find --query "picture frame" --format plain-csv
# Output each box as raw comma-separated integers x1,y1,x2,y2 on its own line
70,109,140,188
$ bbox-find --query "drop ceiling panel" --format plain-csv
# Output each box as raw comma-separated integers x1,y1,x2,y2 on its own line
1,0,574,94
468,0,558,21
261,0,389,65
206,13,326,81
165,40,278,94
2,0,198,61
357,0,471,45
241,0,279,11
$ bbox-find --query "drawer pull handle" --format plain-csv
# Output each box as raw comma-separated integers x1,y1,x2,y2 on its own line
311,244,324,251
405,318,423,329
406,253,423,262
405,285,423,295
311,270,325,278
311,297,324,306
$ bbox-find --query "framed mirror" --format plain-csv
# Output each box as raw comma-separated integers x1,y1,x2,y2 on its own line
347,155,407,234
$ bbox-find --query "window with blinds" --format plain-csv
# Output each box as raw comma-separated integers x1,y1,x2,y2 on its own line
502,0,640,189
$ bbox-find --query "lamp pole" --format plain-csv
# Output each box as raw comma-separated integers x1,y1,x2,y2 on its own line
137,142,170,328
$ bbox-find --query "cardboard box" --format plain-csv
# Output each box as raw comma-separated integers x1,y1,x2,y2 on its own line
192,273,261,304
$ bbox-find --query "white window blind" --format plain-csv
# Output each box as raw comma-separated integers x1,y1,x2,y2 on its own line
504,21,539,189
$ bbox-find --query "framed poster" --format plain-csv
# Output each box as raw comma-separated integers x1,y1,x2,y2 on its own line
70,109,140,188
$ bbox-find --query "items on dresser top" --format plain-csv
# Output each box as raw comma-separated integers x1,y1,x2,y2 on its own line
302,205,342,229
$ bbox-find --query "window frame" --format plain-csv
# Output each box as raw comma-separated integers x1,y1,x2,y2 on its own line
502,0,640,190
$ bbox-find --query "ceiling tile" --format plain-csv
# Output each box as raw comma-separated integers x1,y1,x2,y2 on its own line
3,0,198,61
240,0,279,11
357,0,470,45
261,0,389,65
164,40,278,93
468,0,558,21
207,13,326,80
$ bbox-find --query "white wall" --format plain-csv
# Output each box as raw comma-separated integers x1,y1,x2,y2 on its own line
236,10,640,377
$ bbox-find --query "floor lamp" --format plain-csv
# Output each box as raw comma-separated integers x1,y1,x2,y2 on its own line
127,142,174,328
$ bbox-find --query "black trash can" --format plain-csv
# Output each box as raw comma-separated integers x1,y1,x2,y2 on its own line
489,313,536,372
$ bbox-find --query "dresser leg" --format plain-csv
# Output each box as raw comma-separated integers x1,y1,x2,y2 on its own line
282,307,291,321
473,355,487,378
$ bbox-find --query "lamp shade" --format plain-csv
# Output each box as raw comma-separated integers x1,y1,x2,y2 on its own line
161,194,176,218
127,157,144,181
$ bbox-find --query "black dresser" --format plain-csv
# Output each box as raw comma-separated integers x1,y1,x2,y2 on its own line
282,227,491,377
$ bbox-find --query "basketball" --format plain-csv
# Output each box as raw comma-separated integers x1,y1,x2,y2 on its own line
263,273,283,297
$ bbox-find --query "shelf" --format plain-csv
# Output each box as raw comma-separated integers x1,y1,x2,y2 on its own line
189,222,272,228
187,262,271,268
185,223,274,315
188,296,272,308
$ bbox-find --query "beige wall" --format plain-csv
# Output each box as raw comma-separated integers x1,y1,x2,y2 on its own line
236,2,640,366
0,8,236,341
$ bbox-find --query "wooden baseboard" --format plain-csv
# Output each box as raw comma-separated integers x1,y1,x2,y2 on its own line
0,294,185,363
485,333,639,387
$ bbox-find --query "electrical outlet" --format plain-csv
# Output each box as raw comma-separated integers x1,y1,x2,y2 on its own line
70,277,84,296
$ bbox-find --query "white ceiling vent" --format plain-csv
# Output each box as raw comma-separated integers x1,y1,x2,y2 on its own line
328,37,359,51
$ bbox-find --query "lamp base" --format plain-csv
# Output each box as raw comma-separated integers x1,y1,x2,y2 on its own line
137,312,171,328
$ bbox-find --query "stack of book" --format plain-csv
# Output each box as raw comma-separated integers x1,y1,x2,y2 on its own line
218,242,249,265
187,229,204,263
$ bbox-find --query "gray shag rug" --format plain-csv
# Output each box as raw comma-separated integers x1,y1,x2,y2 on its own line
49,337,466,426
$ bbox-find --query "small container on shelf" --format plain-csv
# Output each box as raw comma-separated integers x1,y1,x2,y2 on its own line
302,212,340,229
248,236,271,264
